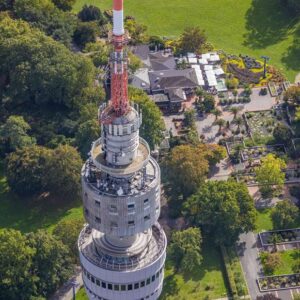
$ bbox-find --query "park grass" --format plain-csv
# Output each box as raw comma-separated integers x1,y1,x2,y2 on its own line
76,287,89,300
160,240,229,300
0,162,83,233
255,208,273,233
74,0,300,81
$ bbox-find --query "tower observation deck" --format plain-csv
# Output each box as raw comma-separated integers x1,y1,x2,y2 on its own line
78,1,167,299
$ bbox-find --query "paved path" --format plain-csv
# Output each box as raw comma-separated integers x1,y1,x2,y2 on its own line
50,267,83,300
237,233,262,300
295,73,300,84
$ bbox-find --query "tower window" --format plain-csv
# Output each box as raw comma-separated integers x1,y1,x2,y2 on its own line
114,285,119,291
134,282,139,289
101,282,106,289
121,285,126,291
95,217,101,223
84,208,89,216
144,215,150,221
128,220,135,226
108,283,112,290
96,279,100,286
109,205,117,213
152,275,155,282
111,222,118,228
95,200,100,207
128,284,133,290
146,278,151,285
140,281,145,287
144,199,149,205
128,203,135,211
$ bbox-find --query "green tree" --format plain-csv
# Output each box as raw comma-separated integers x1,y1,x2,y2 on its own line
26,230,73,297
233,116,243,131
78,4,106,24
128,86,165,149
13,0,76,46
6,145,51,195
52,0,75,11
166,144,209,197
184,180,256,245
271,200,299,229
202,93,215,112
212,108,222,120
125,18,148,44
213,118,226,132
260,252,282,275
53,218,84,262
128,51,142,74
75,119,100,157
169,227,202,273
74,21,99,47
0,15,95,108
46,144,82,198
83,41,109,67
255,154,286,197
184,108,196,128
0,229,37,300
0,0,13,10
226,77,239,89
0,115,36,152
179,26,207,54
230,106,243,118
273,123,292,144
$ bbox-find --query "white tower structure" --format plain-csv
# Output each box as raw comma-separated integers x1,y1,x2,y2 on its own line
77,1,167,299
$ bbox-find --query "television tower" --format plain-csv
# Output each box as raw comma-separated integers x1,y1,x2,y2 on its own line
78,0,167,299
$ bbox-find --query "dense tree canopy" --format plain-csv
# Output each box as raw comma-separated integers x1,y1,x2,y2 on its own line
53,218,84,262
255,154,286,197
271,200,299,229
6,144,82,198
273,123,292,144
128,86,165,149
78,4,106,24
125,17,148,44
0,115,36,152
0,229,73,299
26,230,73,297
46,144,82,198
166,143,226,197
284,86,300,104
0,229,36,300
13,0,76,46
0,15,95,108
74,21,99,47
52,0,75,11
169,227,202,272
6,145,51,195
184,180,256,245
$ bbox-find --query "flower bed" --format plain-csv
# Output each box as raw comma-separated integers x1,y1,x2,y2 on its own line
259,228,300,247
241,145,286,162
258,274,300,292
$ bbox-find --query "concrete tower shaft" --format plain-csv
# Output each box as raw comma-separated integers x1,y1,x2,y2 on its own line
78,1,166,299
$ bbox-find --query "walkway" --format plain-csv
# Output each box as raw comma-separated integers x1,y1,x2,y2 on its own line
50,267,83,300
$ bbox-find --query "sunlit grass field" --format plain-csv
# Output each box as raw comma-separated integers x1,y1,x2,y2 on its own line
74,0,300,81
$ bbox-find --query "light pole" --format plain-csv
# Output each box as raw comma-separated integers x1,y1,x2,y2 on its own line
261,55,270,79
71,280,79,300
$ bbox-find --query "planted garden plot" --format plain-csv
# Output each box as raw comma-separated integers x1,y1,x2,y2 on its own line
258,274,300,291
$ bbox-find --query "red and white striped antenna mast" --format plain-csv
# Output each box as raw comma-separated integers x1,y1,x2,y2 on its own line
110,0,129,117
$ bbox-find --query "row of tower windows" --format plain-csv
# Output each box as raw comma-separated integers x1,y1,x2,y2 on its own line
82,266,163,292
85,208,153,228
85,285,160,300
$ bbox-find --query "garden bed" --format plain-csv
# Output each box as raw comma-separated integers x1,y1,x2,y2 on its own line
241,145,286,162
245,109,289,142
259,228,300,247
258,274,300,292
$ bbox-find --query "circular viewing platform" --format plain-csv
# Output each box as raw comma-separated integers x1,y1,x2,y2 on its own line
91,137,150,177
78,223,166,272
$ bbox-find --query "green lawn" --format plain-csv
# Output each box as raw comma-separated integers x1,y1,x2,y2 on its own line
255,208,273,233
0,162,83,233
74,0,300,81
160,241,229,300
76,287,89,300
